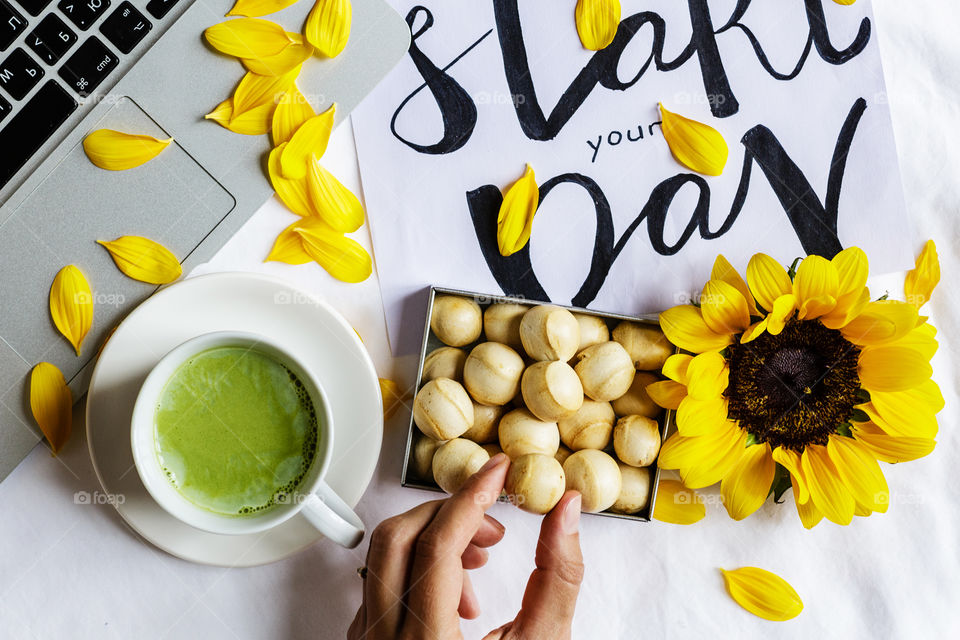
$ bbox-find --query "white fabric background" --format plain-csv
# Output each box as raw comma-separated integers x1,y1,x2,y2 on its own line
1,1,958,637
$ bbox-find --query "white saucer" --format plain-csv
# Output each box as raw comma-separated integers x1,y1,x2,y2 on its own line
86,272,382,567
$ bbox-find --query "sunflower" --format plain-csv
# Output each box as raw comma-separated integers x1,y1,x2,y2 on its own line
647,241,942,528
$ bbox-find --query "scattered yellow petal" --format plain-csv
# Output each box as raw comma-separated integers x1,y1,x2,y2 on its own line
720,567,803,621
268,143,311,216
226,0,298,18
205,98,275,135
659,104,728,176
232,65,302,118
242,33,314,76
266,219,313,265
379,378,405,420
904,240,939,309
97,236,182,285
295,223,372,283
307,155,364,232
281,104,335,179
497,164,538,257
204,18,294,58
29,363,73,455
83,129,172,171
575,0,621,51
833,0,856,5
272,84,316,146
49,265,93,356
305,0,352,58
652,479,705,524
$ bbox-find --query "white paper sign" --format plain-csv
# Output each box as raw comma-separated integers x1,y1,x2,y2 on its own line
352,0,913,353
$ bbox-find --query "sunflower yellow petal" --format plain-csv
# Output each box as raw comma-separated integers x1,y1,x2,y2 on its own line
831,247,868,296
29,363,72,455
684,351,728,400
305,0,352,57
83,129,172,171
720,567,803,621
295,223,371,283
711,254,759,317
268,143,311,216
820,286,870,330
306,155,364,232
645,380,686,410
574,0,621,51
841,300,918,346
652,479,705,524
721,442,775,520
659,103,728,176
766,293,796,335
858,346,932,393
242,33,314,76
204,18,294,58
746,253,792,313
266,219,312,265
676,395,728,437
497,164,538,257
232,65,301,116
281,104,335,179
208,98,275,135
856,401,937,439
272,84,315,146
675,424,747,489
661,354,692,384
227,0,298,18
826,435,888,513
793,255,838,320
700,279,750,334
772,446,809,505
380,378,405,420
659,305,731,354
904,240,940,309
870,378,944,419
795,495,823,528
882,322,938,360
96,236,181,285
49,265,93,356
852,421,936,463
801,444,854,525
739,319,767,344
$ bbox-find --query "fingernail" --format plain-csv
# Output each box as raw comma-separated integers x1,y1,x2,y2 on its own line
479,452,506,473
561,494,581,535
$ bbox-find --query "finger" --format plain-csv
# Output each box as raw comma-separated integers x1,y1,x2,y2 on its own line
473,514,506,548
481,622,513,640
461,543,489,570
512,491,584,638
404,453,510,636
458,570,481,620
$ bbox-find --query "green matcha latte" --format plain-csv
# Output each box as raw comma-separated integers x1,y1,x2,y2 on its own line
153,347,319,517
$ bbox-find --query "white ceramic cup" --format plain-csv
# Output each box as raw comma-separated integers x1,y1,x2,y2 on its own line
131,330,365,548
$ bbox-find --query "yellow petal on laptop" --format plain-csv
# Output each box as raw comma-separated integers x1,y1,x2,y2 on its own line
280,103,335,179
49,265,93,356
379,378,405,420
719,567,804,622
294,223,372,283
83,129,172,171
497,164,538,257
204,18,294,58
307,155,364,232
265,219,313,265
272,84,315,146
659,103,728,176
268,143,311,216
575,0,621,51
29,363,72,455
226,0,299,18
242,33,314,76
205,98,274,135
96,236,182,285
231,64,302,117
305,0,352,58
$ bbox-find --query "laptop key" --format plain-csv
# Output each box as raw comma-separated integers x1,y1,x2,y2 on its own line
0,80,77,187
0,47,44,100
0,93,10,122
27,14,77,64
58,0,110,31
13,0,52,17
145,0,177,20
99,2,150,54
57,35,116,96
0,0,26,51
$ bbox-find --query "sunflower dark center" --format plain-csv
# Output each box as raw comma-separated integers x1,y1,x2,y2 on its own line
726,319,861,451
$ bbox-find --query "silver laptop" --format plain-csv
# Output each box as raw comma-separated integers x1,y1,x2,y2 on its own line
0,0,410,479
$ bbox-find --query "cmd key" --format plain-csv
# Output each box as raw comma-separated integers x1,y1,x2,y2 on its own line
58,35,116,96
99,2,150,54
0,48,44,100
0,0,27,51
58,0,110,31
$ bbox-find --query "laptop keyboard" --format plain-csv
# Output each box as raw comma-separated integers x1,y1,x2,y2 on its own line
0,0,178,188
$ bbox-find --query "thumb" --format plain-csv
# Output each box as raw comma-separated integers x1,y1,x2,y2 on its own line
511,491,584,638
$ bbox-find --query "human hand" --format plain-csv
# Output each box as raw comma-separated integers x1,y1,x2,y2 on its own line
348,453,584,639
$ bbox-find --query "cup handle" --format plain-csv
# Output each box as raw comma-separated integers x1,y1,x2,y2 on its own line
300,482,365,549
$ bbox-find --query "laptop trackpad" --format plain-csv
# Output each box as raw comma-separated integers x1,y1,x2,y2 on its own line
0,97,235,389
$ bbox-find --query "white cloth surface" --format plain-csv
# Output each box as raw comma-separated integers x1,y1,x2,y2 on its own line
1,2,958,638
